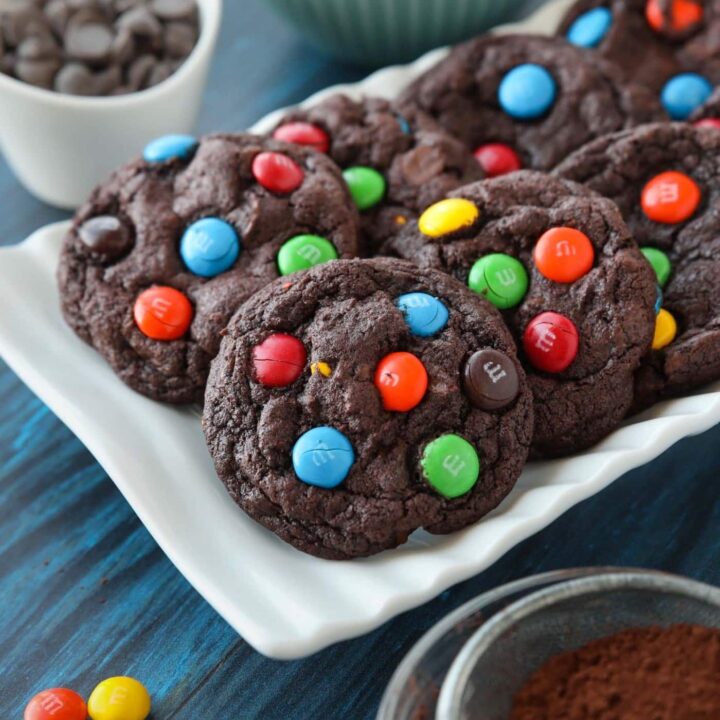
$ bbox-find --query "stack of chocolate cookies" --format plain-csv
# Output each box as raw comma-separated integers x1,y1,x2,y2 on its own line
57,0,720,559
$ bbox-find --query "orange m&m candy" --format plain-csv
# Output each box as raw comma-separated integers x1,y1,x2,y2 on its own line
641,171,701,224
533,226,594,283
646,0,702,33
133,286,193,341
374,351,428,412
25,688,86,720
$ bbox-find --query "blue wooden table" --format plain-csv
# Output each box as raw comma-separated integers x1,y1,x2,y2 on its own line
1,2,719,717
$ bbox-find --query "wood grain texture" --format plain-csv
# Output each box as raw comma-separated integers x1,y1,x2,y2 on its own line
1,0,718,718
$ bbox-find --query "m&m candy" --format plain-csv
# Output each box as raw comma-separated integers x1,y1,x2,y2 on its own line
533,227,594,283
463,349,520,411
652,308,677,350
646,0,703,33
25,688,86,720
523,311,579,373
641,247,672,287
661,73,713,120
79,216,132,258
343,166,386,210
467,253,528,309
394,112,412,135
655,285,664,315
566,7,613,48
421,434,480,499
419,198,479,238
143,134,197,163
292,426,354,488
276,234,338,275
87,676,150,720
641,171,700,224
252,151,304,193
374,352,428,412
473,143,522,178
396,292,449,337
252,333,306,387
498,64,557,120
694,118,720,130
180,217,240,278
133,286,193,341
272,122,330,153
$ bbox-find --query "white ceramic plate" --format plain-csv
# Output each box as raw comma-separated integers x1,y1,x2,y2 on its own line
2,0,719,660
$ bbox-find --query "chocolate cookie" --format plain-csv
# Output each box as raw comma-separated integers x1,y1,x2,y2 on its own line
396,34,664,172
384,172,656,457
559,0,720,120
555,122,720,409
58,132,360,403
272,94,483,253
202,258,533,559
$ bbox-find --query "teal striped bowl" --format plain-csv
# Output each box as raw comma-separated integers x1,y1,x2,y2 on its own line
264,0,524,67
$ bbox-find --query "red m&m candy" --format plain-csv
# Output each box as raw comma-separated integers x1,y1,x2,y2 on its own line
133,286,193,341
252,333,307,387
533,227,594,283
694,118,720,130
374,352,428,412
273,122,330,153
646,0,702,32
252,152,304,194
641,171,700,224
25,688,86,720
473,143,522,178
523,312,579,373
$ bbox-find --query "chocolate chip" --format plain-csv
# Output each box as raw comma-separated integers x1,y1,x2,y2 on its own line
53,61,95,94
1,3,49,47
93,61,120,92
65,20,114,62
463,348,520,410
16,57,60,86
150,0,195,21
116,5,161,39
110,24,133,62
17,33,61,60
44,0,71,35
163,20,195,58
401,145,446,185
126,51,153,89
147,57,173,86
78,215,132,256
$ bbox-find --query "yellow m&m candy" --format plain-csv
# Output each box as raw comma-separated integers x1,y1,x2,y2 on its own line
88,677,150,720
652,308,677,350
418,198,479,238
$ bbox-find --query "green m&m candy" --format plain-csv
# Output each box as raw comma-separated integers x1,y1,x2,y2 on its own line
641,247,671,287
277,234,338,276
421,434,480,499
343,166,386,210
467,253,528,309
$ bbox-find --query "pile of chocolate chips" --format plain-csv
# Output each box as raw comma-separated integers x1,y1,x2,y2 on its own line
0,0,199,95
509,624,720,720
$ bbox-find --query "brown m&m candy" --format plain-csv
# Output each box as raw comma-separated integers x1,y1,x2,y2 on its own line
463,348,519,410
78,216,132,257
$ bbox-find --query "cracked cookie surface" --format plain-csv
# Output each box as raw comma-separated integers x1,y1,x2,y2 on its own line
202,258,533,560
58,133,360,403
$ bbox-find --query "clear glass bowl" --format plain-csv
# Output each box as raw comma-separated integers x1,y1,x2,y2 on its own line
377,568,720,720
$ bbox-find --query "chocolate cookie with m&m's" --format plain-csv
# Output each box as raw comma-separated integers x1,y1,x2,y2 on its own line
396,34,664,173
272,94,483,253
555,122,720,409
57,133,360,403
384,172,656,457
202,258,533,559
559,0,720,121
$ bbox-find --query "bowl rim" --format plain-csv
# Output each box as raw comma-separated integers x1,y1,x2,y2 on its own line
0,0,222,109
437,569,720,720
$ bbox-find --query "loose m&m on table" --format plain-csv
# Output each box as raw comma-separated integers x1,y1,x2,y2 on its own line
25,688,87,720
133,286,193,341
87,676,151,720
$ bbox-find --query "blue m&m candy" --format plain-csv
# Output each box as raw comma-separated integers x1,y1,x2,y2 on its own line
655,285,663,315
292,426,354,488
394,112,411,135
396,292,449,337
566,7,612,47
180,218,241,277
661,73,713,120
498,64,557,120
143,134,198,163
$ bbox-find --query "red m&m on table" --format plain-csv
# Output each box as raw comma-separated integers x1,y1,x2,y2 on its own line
273,122,330,153
25,688,86,720
252,151,304,194
133,286,193,341
641,171,700,224
523,312,579,373
473,143,522,178
533,226,594,283
374,352,428,412
252,333,307,387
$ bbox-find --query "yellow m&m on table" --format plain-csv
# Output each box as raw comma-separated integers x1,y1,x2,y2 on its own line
88,676,150,720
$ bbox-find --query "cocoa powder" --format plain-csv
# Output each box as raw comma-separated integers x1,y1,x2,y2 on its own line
509,624,720,720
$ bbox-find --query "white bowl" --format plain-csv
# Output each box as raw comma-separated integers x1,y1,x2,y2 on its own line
0,0,222,209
